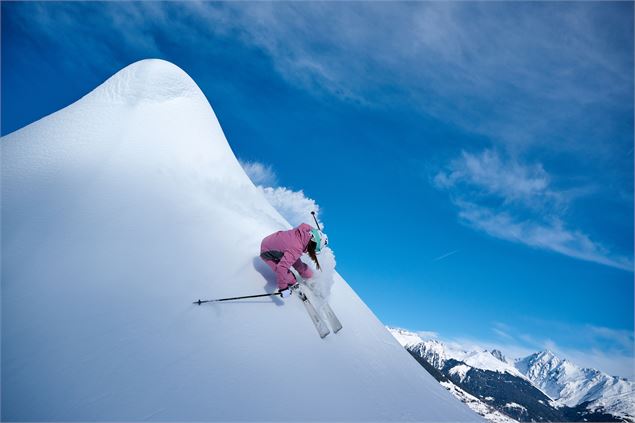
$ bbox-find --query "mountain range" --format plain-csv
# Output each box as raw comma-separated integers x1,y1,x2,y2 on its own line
389,328,634,422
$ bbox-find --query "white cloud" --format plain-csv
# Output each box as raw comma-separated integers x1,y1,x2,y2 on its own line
456,200,633,271
434,149,559,209
239,160,278,186
586,325,635,352
416,330,440,340
434,150,633,272
537,337,635,381
550,346,635,380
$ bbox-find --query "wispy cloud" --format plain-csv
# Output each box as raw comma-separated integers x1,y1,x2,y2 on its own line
10,2,632,156
433,150,561,210
433,149,633,272
8,2,165,80
196,2,632,160
586,325,635,352
518,318,635,357
491,323,515,341
457,200,632,271
433,249,459,262
417,330,440,340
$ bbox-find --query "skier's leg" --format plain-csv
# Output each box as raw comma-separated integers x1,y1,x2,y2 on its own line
261,258,277,274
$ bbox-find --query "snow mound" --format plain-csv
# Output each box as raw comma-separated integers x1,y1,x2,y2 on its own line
91,59,201,104
1,59,480,421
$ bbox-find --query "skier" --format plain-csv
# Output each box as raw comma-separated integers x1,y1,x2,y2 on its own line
260,223,328,299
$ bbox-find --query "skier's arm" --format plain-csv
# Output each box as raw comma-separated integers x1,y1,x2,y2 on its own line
293,258,313,279
276,249,301,289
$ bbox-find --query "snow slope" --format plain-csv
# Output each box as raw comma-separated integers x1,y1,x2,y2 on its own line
1,59,480,421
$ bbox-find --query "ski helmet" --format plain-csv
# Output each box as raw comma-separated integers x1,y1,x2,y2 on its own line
310,228,328,254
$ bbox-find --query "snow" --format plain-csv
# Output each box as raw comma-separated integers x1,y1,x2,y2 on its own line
389,329,525,379
1,59,481,421
460,350,526,379
503,403,527,413
440,382,518,423
388,330,634,421
514,350,635,419
449,364,473,382
490,349,507,363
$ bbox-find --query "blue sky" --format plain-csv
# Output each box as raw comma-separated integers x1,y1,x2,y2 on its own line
2,2,633,378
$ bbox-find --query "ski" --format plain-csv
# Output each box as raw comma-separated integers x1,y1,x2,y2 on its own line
296,285,330,339
295,277,343,333
320,302,342,333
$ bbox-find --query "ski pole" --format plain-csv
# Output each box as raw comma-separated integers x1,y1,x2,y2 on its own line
311,211,321,231
193,291,281,305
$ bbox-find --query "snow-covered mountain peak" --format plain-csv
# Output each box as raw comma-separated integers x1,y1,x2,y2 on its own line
514,350,565,378
90,59,202,105
418,339,450,368
387,328,450,369
490,350,507,363
388,332,524,380
514,350,634,419
460,350,525,379
537,349,560,363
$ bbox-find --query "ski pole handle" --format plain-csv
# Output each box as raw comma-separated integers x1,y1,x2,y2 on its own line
311,211,321,231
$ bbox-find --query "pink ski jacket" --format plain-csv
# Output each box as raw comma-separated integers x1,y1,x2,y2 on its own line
260,223,315,290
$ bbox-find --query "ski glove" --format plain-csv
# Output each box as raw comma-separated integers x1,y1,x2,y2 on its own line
279,288,292,298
